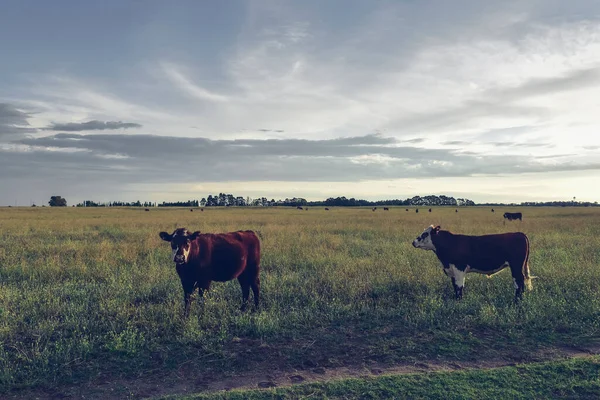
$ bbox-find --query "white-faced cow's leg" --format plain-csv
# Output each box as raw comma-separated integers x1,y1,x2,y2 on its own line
512,274,525,302
449,265,467,300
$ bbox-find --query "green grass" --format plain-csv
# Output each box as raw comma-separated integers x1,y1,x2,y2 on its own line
170,356,600,399
1,206,600,394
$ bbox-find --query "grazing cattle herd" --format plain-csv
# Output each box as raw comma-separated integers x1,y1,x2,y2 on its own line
158,207,530,315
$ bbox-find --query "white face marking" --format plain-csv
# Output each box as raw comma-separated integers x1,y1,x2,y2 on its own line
412,225,436,251
171,230,192,264
172,244,191,264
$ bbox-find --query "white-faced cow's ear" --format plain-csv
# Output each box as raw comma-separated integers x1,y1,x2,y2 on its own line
188,231,201,240
159,232,172,241
433,225,441,234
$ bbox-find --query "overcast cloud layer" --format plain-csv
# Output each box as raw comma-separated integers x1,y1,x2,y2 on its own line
1,0,600,205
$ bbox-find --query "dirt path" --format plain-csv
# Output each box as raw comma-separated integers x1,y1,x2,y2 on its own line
7,343,600,400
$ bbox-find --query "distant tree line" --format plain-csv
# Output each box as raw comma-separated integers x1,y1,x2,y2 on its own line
53,194,598,208
159,200,199,207
307,195,475,207
76,200,157,207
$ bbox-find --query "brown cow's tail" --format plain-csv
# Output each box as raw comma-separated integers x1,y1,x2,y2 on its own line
254,230,263,240
523,233,535,291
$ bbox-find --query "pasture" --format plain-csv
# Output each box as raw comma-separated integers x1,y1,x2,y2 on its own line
1,206,600,398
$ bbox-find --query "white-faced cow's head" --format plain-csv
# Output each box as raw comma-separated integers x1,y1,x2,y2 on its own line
412,225,440,251
159,228,200,265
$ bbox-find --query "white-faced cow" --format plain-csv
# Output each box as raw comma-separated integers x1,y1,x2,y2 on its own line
412,225,533,301
159,228,261,317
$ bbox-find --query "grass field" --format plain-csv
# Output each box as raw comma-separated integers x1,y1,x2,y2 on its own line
1,206,600,398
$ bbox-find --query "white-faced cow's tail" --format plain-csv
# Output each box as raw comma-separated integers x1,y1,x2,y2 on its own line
523,233,535,291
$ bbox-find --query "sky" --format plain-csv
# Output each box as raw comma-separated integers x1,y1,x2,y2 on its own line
1,0,600,205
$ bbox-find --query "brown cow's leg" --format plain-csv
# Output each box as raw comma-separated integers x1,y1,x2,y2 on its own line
251,276,260,309
183,291,192,318
239,278,251,311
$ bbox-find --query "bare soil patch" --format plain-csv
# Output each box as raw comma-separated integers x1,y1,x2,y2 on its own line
7,341,600,400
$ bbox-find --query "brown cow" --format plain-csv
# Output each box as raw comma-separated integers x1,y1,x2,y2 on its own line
383,207,389,211
325,208,329,211
159,228,261,317
428,208,432,213
145,208,150,211
412,225,533,301
190,209,193,212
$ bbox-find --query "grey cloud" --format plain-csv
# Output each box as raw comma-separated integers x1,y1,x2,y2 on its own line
490,141,553,148
5,133,599,188
387,68,600,136
534,154,577,159
257,129,285,133
402,138,424,144
583,145,600,150
496,67,600,100
442,140,469,145
43,120,142,132
0,103,37,138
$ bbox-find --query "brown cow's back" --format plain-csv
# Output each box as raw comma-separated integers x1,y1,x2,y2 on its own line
192,230,260,282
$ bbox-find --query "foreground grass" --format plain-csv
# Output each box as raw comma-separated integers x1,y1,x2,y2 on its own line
1,206,600,393
172,356,600,400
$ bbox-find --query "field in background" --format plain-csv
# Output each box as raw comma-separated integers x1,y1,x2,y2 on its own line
1,206,600,397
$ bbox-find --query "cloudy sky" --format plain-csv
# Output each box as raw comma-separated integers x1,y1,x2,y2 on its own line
1,0,600,205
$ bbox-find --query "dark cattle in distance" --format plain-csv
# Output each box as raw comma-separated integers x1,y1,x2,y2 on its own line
406,209,409,212
412,225,533,301
383,207,389,211
491,209,495,213
504,212,522,221
455,209,458,213
428,208,432,213
297,206,303,210
190,209,193,212
325,208,329,211
145,208,150,211
159,228,261,317
201,208,204,212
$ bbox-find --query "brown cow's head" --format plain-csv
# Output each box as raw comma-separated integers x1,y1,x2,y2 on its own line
159,228,200,265
412,225,440,251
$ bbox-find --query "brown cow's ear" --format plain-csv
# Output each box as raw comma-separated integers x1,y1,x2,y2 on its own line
188,231,201,240
159,232,172,241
